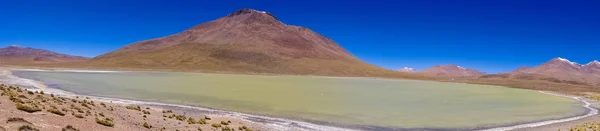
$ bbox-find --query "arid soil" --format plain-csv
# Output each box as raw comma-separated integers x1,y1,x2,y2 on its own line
0,85,267,131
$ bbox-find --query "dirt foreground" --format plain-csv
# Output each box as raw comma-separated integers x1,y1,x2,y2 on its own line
0,84,270,131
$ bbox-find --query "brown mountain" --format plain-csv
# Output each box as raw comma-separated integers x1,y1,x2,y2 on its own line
509,57,600,84
0,45,89,64
480,57,599,86
515,57,583,76
89,8,416,77
418,64,486,77
583,60,600,74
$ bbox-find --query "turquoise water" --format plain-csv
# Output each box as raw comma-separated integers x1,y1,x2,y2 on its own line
13,71,585,129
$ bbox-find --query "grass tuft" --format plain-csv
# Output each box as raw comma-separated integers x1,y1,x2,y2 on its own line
126,105,141,111
95,118,115,127
220,121,229,125
198,119,208,124
16,103,41,113
74,114,84,118
62,125,80,131
48,109,66,116
7,117,31,124
143,122,152,129
221,126,232,131
175,114,186,121
18,125,40,131
211,123,221,128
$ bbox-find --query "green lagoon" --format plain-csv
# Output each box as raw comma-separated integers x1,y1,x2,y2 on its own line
13,71,585,129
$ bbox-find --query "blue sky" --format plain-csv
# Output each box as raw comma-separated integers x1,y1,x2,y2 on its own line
1,0,599,73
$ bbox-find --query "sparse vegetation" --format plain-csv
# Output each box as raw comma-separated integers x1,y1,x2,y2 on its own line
175,114,186,121
211,123,221,128
126,105,141,111
220,121,229,125
18,125,40,131
9,96,24,103
15,103,41,113
74,114,84,118
566,121,600,131
18,95,27,99
48,108,66,116
0,84,260,131
143,122,152,129
62,125,80,131
188,117,197,124
221,126,232,131
7,117,31,124
198,119,208,124
81,102,90,109
95,118,115,127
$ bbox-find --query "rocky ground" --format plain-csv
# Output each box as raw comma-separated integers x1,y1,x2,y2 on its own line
0,84,267,131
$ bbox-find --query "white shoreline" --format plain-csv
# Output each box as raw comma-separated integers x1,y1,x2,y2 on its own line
479,91,598,131
7,68,596,131
12,68,122,73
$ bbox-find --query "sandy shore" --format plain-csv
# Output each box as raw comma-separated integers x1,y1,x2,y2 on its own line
2,67,599,131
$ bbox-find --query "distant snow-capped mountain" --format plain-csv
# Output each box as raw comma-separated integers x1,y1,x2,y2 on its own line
419,64,486,77
396,67,416,72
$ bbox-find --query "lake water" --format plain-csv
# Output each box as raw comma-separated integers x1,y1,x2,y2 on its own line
13,71,585,130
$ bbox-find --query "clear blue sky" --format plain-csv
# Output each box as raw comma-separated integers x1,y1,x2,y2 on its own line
1,0,599,73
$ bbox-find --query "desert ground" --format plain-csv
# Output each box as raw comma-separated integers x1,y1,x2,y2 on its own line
0,84,270,131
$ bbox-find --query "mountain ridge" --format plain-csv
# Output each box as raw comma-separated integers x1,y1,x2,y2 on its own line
479,57,600,86
0,45,89,64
